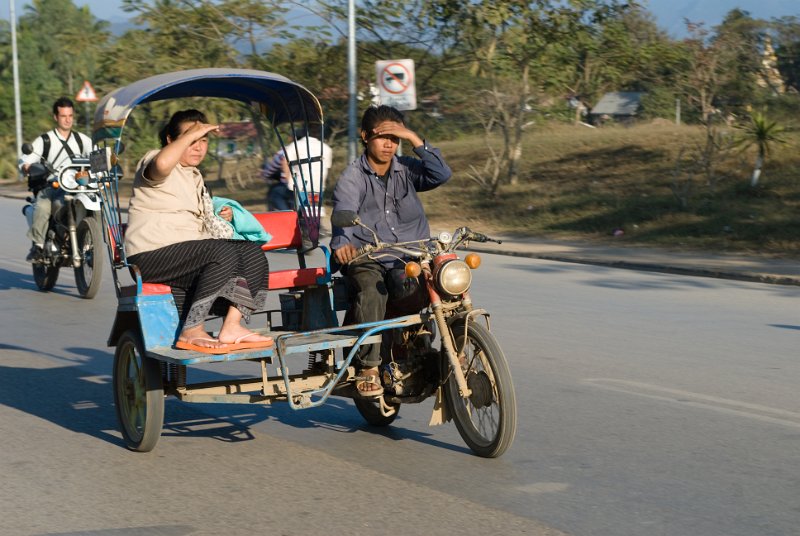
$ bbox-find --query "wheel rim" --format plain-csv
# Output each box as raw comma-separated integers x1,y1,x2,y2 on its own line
117,340,146,443
451,339,501,446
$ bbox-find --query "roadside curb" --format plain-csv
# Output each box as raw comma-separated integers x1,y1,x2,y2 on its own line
464,242,800,287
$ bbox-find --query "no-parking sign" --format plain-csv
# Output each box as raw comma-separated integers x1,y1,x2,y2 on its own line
375,59,417,111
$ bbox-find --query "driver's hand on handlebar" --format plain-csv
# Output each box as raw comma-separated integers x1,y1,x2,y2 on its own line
334,243,359,265
21,164,30,174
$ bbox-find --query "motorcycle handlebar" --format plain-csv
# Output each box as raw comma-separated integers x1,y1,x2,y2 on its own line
467,231,503,244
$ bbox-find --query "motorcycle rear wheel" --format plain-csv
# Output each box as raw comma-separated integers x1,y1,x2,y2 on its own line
32,263,59,291
113,330,164,452
74,216,104,299
354,397,400,426
445,320,516,458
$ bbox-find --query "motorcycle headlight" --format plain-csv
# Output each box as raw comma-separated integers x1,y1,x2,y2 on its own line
60,169,78,189
436,259,472,296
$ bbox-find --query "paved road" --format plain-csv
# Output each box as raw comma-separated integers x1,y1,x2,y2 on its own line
1,194,799,536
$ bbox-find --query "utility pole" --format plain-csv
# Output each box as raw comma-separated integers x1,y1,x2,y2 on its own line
10,0,23,173
347,0,357,163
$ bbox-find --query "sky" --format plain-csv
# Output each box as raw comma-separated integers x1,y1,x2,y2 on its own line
0,0,798,37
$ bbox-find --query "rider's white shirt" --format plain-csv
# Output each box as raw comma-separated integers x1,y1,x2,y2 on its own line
284,136,332,194
18,129,93,172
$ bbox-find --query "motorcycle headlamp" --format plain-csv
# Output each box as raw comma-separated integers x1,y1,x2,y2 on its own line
436,259,472,296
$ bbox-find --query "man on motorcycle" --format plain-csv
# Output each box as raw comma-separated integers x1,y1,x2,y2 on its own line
19,97,93,262
330,104,452,397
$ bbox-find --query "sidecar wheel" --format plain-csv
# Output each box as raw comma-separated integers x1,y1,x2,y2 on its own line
74,216,104,299
445,320,516,458
32,263,59,291
354,397,400,426
113,330,164,452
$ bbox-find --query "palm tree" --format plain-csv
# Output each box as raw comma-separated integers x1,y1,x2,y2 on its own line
736,111,787,188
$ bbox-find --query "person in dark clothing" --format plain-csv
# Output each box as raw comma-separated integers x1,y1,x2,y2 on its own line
330,105,452,396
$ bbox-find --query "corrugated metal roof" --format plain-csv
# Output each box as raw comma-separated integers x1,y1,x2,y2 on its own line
591,92,644,115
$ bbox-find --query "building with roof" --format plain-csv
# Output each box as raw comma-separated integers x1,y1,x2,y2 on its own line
590,92,645,124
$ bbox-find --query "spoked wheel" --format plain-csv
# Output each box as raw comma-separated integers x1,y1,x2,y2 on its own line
354,397,400,426
444,320,516,458
113,330,164,452
74,216,103,299
32,263,59,291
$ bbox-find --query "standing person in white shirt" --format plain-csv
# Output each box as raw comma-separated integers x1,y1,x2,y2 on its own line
19,97,93,262
283,130,332,215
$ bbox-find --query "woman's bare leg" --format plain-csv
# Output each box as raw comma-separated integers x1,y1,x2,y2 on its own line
217,306,272,344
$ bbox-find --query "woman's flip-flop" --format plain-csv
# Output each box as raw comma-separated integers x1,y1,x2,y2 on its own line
220,332,274,351
174,337,230,355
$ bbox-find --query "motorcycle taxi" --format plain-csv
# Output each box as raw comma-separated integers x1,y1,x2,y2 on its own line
92,68,517,457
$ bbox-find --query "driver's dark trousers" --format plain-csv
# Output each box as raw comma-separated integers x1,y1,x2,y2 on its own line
342,259,390,369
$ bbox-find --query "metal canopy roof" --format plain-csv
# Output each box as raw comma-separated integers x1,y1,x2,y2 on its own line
93,68,323,140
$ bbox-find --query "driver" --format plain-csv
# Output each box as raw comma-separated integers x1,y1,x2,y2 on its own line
19,97,93,262
330,104,452,398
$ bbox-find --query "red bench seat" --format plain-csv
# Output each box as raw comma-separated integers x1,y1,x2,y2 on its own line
135,210,327,295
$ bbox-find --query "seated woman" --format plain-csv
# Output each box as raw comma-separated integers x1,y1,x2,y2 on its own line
126,109,273,354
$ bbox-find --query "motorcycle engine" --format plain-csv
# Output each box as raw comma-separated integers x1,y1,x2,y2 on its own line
382,321,439,397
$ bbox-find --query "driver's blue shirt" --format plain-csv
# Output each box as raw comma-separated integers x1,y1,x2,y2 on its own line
330,143,451,267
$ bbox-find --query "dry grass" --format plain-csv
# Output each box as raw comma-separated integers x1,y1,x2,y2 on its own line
426,122,800,257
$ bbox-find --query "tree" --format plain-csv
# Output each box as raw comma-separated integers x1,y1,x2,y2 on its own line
20,0,110,95
679,20,747,123
736,111,787,188
430,0,631,195
772,16,800,92
713,9,766,111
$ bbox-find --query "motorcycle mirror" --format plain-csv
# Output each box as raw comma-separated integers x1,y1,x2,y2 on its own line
21,143,34,155
331,210,360,228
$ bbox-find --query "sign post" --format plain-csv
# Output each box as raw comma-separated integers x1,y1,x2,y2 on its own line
375,59,417,111
75,80,98,135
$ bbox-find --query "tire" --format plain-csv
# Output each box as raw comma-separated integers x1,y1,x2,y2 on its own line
354,397,400,426
74,216,104,299
444,320,516,458
32,263,59,291
113,330,164,452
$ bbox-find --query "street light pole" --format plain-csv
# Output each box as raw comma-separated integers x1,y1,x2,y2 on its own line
10,0,23,172
347,0,357,163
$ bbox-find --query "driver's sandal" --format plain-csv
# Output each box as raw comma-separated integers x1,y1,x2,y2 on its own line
354,371,384,398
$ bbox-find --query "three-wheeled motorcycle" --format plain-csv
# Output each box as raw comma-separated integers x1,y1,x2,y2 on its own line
92,68,516,457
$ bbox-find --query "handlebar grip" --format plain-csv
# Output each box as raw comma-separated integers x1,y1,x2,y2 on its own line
470,232,502,244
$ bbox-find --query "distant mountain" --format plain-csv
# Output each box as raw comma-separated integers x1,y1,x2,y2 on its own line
646,0,799,37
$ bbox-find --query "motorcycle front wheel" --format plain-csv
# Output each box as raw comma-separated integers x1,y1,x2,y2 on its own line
113,330,164,452
74,216,103,299
354,397,400,426
32,263,59,291
445,320,517,458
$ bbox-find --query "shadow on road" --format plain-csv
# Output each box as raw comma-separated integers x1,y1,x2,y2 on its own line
0,266,35,291
0,341,471,455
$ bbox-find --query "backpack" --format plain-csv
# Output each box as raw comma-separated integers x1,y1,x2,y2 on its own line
40,130,84,162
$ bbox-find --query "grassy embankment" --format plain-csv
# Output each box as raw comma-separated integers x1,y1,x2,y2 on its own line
430,122,800,256
224,122,800,257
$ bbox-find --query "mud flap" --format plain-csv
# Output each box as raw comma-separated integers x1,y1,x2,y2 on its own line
429,386,451,426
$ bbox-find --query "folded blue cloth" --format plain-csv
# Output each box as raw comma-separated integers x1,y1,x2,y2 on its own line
213,196,272,243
